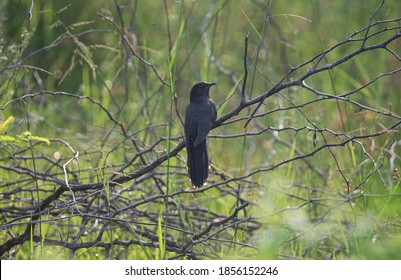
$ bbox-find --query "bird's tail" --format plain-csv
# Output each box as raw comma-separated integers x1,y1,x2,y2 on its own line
188,140,209,188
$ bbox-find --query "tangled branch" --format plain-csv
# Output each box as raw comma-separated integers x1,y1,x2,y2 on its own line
1,0,400,259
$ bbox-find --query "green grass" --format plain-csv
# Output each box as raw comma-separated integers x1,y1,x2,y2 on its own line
1,0,401,260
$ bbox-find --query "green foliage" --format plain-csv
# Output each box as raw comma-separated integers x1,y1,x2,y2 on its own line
1,0,401,260
0,115,50,159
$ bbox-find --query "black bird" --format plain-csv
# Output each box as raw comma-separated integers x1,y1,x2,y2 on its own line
184,82,217,188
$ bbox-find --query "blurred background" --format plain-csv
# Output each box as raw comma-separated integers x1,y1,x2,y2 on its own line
1,0,401,260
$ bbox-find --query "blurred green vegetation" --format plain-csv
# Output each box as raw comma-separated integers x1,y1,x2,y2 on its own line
1,0,401,260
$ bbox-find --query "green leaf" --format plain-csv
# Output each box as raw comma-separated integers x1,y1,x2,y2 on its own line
0,116,15,134
0,135,18,142
18,131,51,145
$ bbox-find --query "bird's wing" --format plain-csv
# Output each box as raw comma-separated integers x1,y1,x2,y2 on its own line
185,118,197,148
186,101,216,147
194,99,217,147
194,114,213,147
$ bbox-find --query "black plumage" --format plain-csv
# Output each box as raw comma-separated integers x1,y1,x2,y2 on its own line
184,82,217,188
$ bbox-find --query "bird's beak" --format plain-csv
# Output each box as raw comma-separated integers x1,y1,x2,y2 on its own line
206,82,217,88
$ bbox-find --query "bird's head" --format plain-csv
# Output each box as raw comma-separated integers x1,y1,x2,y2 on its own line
190,82,217,102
